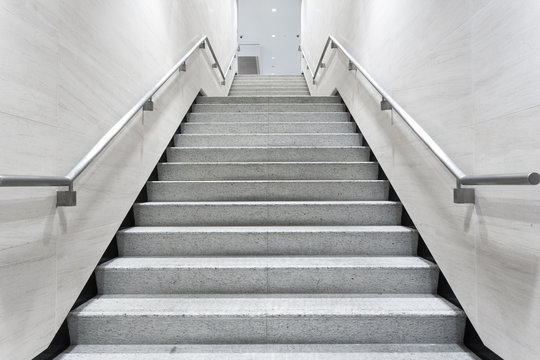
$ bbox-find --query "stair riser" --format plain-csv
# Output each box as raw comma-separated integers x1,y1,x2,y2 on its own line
166,147,369,162
117,229,418,256
174,134,361,147
157,163,379,181
180,123,356,134
192,104,346,113
146,181,389,202
133,203,402,227
97,266,438,294
187,112,351,123
196,97,340,104
68,315,464,345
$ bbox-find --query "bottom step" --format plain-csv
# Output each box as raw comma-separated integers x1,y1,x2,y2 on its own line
68,294,465,345
56,344,479,359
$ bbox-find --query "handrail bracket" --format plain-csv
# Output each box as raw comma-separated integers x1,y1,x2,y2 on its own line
454,181,475,204
57,188,77,207
143,98,154,111
380,97,392,111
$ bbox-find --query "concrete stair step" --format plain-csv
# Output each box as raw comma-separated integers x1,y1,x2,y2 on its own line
116,226,419,257
229,94,311,97
231,82,308,86
192,104,346,113
234,77,306,81
230,86,309,91
56,344,480,359
96,256,438,295
180,122,356,134
231,85,309,89
229,91,311,96
187,112,350,123
233,79,308,84
235,75,305,78
174,134,361,147
166,146,369,162
67,294,465,345
195,96,341,104
146,180,389,202
157,162,379,181
233,77,306,84
133,201,402,227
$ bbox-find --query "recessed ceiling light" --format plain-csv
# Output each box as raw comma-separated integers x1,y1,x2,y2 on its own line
272,8,277,12
272,57,276,60
271,34,276,38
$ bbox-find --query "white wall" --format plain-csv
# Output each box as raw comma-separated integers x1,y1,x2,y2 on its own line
0,1,237,359
238,0,301,74
302,1,540,359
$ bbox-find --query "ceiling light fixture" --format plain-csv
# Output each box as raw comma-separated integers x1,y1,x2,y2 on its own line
272,8,277,12
271,34,276,38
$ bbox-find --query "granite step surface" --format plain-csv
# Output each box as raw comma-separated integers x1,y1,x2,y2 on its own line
96,256,438,294
186,112,351,123
157,162,379,181
174,134,361,147
166,146,369,162
180,122,356,134
67,294,465,345
191,104,347,113
195,96,340,104
146,180,389,201
133,201,402,227
116,226,419,257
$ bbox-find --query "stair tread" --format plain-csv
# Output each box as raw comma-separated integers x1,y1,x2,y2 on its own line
177,133,358,136
160,161,375,164
196,96,339,100
186,112,351,122
183,121,353,125
148,180,387,183
99,256,435,269
58,344,479,359
136,201,400,205
169,146,368,149
118,225,417,234
70,294,463,317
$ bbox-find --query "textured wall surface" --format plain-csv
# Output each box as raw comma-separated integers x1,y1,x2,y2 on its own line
0,1,237,359
301,1,540,359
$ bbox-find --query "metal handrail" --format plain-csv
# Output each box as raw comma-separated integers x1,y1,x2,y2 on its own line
0,35,237,206
302,35,540,204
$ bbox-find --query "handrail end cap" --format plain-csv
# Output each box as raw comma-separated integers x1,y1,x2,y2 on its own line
529,172,540,185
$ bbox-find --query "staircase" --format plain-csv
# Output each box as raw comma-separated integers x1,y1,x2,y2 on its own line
56,75,478,359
